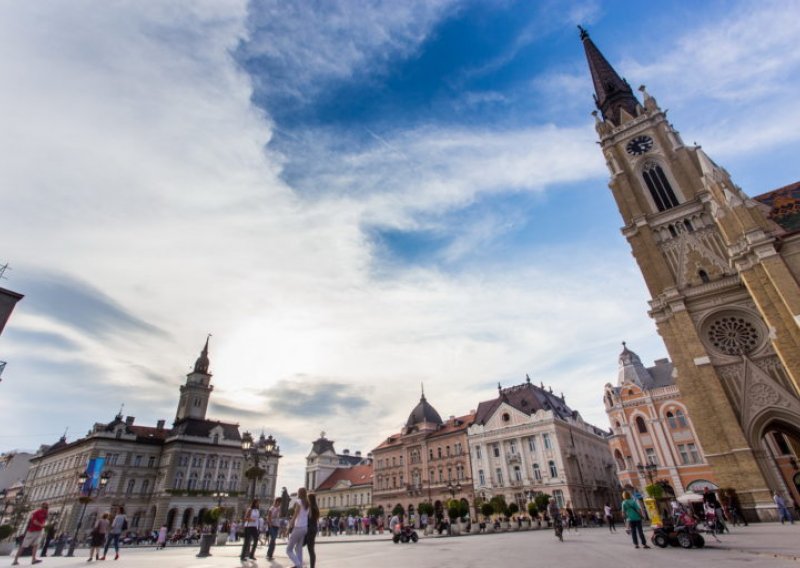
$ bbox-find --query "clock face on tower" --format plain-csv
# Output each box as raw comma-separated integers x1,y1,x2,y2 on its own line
625,135,654,156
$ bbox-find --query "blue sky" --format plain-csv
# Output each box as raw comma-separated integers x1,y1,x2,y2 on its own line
1,0,799,488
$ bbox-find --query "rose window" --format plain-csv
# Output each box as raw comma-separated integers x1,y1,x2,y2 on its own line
706,316,760,355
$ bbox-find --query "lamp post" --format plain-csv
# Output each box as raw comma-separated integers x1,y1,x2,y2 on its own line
636,463,657,485
446,482,461,500
66,470,110,557
241,432,277,501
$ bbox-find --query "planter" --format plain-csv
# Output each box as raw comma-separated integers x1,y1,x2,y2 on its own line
499,521,509,531
522,520,531,530
215,533,228,546
485,523,495,534
424,526,432,536
0,542,14,556
450,523,460,536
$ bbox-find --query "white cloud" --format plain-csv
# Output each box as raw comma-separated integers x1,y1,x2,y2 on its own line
0,1,658,491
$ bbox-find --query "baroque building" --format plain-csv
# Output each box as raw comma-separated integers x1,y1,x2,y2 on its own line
305,433,373,513
580,27,800,518
604,344,716,496
469,378,618,512
371,392,475,519
305,432,369,491
20,339,280,536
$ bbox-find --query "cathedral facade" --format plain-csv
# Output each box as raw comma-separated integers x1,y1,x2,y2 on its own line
581,28,800,519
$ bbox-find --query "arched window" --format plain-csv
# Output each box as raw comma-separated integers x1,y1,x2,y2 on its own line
675,409,688,427
635,416,648,434
698,269,710,283
642,162,680,211
666,411,677,429
613,450,625,471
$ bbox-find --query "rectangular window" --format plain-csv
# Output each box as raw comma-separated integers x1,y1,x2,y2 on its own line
687,444,700,464
446,446,450,457
134,455,142,467
429,449,434,460
475,445,482,459
548,460,558,478
125,479,135,495
553,489,565,508
495,468,504,486
513,465,522,481
645,448,657,466
478,470,485,486
141,480,150,494
509,440,517,455
492,444,500,458
528,437,536,452
148,456,156,468
532,463,542,481
438,447,442,459
678,444,689,465
543,434,552,450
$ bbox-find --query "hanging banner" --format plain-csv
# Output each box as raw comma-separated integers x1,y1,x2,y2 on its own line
81,457,106,496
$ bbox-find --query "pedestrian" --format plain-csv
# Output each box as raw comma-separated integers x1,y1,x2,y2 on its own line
102,505,127,561
604,503,616,532
265,497,281,561
621,492,649,549
240,499,260,562
286,487,310,568
305,493,320,568
774,491,794,525
228,521,237,543
12,502,48,566
88,513,110,562
155,525,167,550
39,524,55,557
547,498,563,542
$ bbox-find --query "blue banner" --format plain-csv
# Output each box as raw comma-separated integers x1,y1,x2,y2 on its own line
81,457,106,496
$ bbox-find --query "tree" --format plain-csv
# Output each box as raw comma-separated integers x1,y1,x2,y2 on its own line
447,499,462,521
417,502,434,517
490,495,508,517
534,493,550,513
391,504,405,517
508,503,519,516
480,503,494,519
367,507,383,517
527,502,539,518
645,483,664,499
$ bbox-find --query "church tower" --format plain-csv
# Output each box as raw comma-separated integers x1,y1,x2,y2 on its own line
580,27,800,519
175,336,214,422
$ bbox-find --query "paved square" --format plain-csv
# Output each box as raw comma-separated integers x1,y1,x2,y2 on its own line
7,524,799,568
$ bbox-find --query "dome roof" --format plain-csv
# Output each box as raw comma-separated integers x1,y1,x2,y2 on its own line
406,394,443,428
618,342,652,387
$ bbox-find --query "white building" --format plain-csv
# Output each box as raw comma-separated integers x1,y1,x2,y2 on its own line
468,378,619,513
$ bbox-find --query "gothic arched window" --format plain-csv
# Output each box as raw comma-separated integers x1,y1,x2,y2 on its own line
642,162,680,212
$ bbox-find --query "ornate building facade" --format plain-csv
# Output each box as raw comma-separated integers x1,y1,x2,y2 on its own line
581,28,800,518
604,344,716,496
305,433,368,491
469,378,618,512
372,392,475,518
20,339,281,536
305,433,373,513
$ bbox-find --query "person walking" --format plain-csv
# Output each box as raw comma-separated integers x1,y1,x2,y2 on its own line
265,497,281,561
88,513,110,562
547,498,563,542
286,488,309,568
305,493,320,568
621,492,649,549
12,502,48,566
774,492,794,525
155,525,167,550
604,503,616,532
102,505,127,561
240,499,260,562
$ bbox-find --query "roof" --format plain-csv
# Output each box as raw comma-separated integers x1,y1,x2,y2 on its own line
580,27,640,124
316,464,373,491
406,394,443,428
754,181,800,234
473,380,575,425
310,436,336,456
171,418,241,440
616,343,674,390
373,413,474,452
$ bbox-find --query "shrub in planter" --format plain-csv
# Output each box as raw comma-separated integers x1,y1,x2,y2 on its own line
480,503,494,519
0,525,13,542
508,503,519,516
527,503,538,518
645,483,664,500
391,504,405,517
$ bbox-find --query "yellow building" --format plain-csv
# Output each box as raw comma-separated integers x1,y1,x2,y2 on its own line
581,28,800,520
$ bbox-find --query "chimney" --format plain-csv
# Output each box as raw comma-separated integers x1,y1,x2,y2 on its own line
125,416,135,426
355,451,361,457
156,420,165,430
343,449,350,455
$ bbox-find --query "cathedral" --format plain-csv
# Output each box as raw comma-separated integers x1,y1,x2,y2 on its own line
580,28,800,519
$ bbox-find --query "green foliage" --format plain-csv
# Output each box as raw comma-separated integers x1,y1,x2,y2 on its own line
391,504,405,516
204,508,222,525
447,499,462,520
417,502,434,516
508,503,519,515
489,495,508,516
244,466,266,480
326,509,343,518
645,483,664,499
480,503,494,518
533,493,550,513
0,524,13,541
346,508,360,517
527,502,539,518
367,507,383,517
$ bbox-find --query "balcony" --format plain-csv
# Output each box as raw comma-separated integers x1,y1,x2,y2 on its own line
506,453,521,464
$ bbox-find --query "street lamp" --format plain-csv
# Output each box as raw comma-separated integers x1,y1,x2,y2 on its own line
212,492,229,509
241,432,278,500
66,470,110,557
446,482,461,499
636,463,657,485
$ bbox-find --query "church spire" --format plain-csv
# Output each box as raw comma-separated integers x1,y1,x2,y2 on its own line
579,26,640,124
193,334,211,374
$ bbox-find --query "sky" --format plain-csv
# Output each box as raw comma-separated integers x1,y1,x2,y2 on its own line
1,0,799,491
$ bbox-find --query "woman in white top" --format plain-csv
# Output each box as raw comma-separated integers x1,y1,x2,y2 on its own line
240,499,260,561
286,488,309,568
